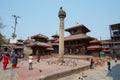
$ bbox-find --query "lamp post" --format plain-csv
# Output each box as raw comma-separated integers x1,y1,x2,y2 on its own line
12,15,20,39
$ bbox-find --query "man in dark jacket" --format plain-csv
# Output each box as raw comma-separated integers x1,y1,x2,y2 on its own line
107,60,111,71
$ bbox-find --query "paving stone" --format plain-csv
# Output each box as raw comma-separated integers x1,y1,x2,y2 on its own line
0,62,17,80
58,60,120,80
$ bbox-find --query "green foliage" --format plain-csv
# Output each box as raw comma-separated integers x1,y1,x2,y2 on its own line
91,37,98,40
0,18,6,46
0,33,4,45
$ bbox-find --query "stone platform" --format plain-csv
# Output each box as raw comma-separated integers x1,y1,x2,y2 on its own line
15,57,90,80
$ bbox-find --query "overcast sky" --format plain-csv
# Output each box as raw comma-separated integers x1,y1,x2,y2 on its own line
0,0,120,40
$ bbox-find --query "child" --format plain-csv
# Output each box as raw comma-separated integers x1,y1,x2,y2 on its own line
29,54,33,70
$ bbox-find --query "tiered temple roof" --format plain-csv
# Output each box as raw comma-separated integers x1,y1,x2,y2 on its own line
26,34,54,55
64,34,91,41
31,34,48,40
65,24,90,35
87,40,102,51
26,42,51,48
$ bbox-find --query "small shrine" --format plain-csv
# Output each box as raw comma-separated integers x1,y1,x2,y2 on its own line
87,40,102,57
102,47,111,56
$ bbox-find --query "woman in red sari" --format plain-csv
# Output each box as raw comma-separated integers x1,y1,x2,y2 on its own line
3,54,9,70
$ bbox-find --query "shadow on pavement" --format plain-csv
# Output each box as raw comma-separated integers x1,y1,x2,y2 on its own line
107,63,120,80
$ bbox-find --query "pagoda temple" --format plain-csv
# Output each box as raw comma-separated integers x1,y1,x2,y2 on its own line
102,47,111,56
87,40,102,57
49,33,59,53
64,24,92,55
26,34,54,55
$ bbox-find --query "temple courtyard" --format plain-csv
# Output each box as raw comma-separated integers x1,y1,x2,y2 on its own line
0,55,120,80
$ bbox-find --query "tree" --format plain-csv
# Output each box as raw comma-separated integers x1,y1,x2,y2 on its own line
0,33,4,45
91,37,98,40
0,17,6,51
0,33,4,52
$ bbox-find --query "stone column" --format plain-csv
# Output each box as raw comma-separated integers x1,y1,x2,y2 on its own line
58,7,66,62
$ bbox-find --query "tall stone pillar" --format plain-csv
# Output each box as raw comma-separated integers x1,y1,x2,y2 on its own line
58,7,66,62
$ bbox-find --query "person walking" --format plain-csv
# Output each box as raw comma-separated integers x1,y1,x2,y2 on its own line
37,53,41,62
11,51,18,68
107,60,111,71
3,54,9,70
115,57,117,63
90,58,95,69
28,54,33,70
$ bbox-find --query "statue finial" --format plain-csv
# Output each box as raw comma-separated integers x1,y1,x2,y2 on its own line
58,7,66,18
60,6,62,9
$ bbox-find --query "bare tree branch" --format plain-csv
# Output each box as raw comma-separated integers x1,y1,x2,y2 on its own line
0,17,6,29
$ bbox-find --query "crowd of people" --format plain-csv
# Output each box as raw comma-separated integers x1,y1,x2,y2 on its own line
1,48,41,71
